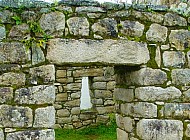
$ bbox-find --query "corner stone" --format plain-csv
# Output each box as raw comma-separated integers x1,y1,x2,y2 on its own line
137,119,183,140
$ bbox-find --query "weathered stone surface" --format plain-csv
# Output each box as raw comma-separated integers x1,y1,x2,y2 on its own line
57,109,70,117
0,87,13,103
67,17,89,36
172,69,190,85
92,82,106,90
29,65,55,84
76,6,105,13
21,11,37,21
14,85,55,104
71,107,80,115
0,42,30,64
8,23,30,40
34,106,55,128
32,44,45,65
0,105,32,127
92,18,118,37
135,86,181,101
40,11,65,37
155,46,161,67
146,23,168,42
107,81,115,90
96,106,115,114
67,83,82,90
92,98,103,105
6,129,55,140
126,67,167,85
96,115,109,123
116,114,133,132
164,13,187,26
87,13,102,18
120,20,144,37
114,88,134,102
117,128,128,140
47,39,150,65
183,89,190,101
0,25,6,40
0,72,25,86
121,102,157,118
56,93,67,102
108,10,130,18
0,10,14,23
137,119,183,140
0,129,3,140
187,51,190,68
64,99,80,107
185,124,190,137
94,90,112,98
164,103,190,118
169,29,190,50
132,11,164,23
73,68,103,77
163,51,185,68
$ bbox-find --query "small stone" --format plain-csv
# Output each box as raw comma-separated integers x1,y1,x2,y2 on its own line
67,83,82,90
107,81,115,90
92,18,118,37
71,92,80,99
185,124,190,137
91,98,103,105
108,10,130,18
57,109,70,117
187,51,190,68
94,90,112,98
71,107,80,115
73,68,103,77
172,69,190,85
56,93,67,102
0,10,14,23
120,20,144,37
0,129,4,140
169,29,190,50
183,89,190,101
76,6,105,13
56,70,67,78
146,23,168,42
121,102,157,118
96,115,109,123
32,43,45,65
0,87,13,103
92,82,107,90
116,114,133,132
117,128,128,140
64,99,80,107
0,25,6,40
5,128,16,133
34,106,55,128
21,11,37,21
135,86,182,101
161,44,170,50
163,51,185,68
6,129,55,140
137,119,183,140
155,46,161,67
40,11,65,37
164,13,187,26
67,17,89,36
114,88,134,102
96,106,115,114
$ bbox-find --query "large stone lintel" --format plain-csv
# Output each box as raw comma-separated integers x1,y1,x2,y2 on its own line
47,39,150,66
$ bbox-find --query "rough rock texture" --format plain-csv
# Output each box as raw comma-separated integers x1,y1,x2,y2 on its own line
0,42,30,64
114,88,134,102
0,26,6,40
146,23,168,42
0,87,13,103
0,105,32,127
6,129,55,140
116,114,133,132
126,68,167,85
135,86,181,101
14,85,55,104
76,6,105,13
163,51,185,68
117,128,128,140
172,69,190,85
92,18,118,37
121,102,157,118
32,44,45,65
185,124,190,137
0,72,25,86
0,129,3,140
47,39,150,65
120,20,144,37
33,106,55,128
40,11,65,37
137,119,183,140
67,17,89,36
169,29,190,50
164,13,187,26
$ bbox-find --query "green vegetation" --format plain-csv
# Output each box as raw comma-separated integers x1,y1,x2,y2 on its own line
55,122,117,140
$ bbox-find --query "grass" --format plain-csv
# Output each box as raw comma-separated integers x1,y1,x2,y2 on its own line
55,122,117,140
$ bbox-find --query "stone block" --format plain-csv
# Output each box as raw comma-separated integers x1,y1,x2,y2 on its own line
0,129,3,140
56,93,67,102
6,129,55,140
64,99,80,107
14,85,55,104
0,25,6,40
137,119,183,140
135,86,182,101
169,29,190,50
183,89,190,101
67,83,82,90
56,70,67,78
0,10,14,23
57,117,72,124
34,106,55,128
0,105,32,127
29,65,55,84
96,115,109,123
71,107,80,115
47,39,150,65
163,51,185,68
155,46,161,67
187,51,190,68
0,72,25,86
57,109,70,117
172,69,190,85
80,114,95,120
126,67,167,85
32,43,45,65
121,102,157,118
116,114,133,132
71,92,80,99
164,13,187,26
96,106,115,114
67,17,89,36
76,6,105,13
92,82,107,90
73,68,103,77
107,81,115,90
92,18,118,37
0,42,30,64
40,11,65,37
114,88,134,102
120,20,144,37
146,23,168,42
0,87,13,103
164,103,190,119
91,98,103,105
94,90,112,98
185,124,190,137
117,128,128,140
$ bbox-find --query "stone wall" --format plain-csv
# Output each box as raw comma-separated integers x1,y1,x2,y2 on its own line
0,0,190,139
